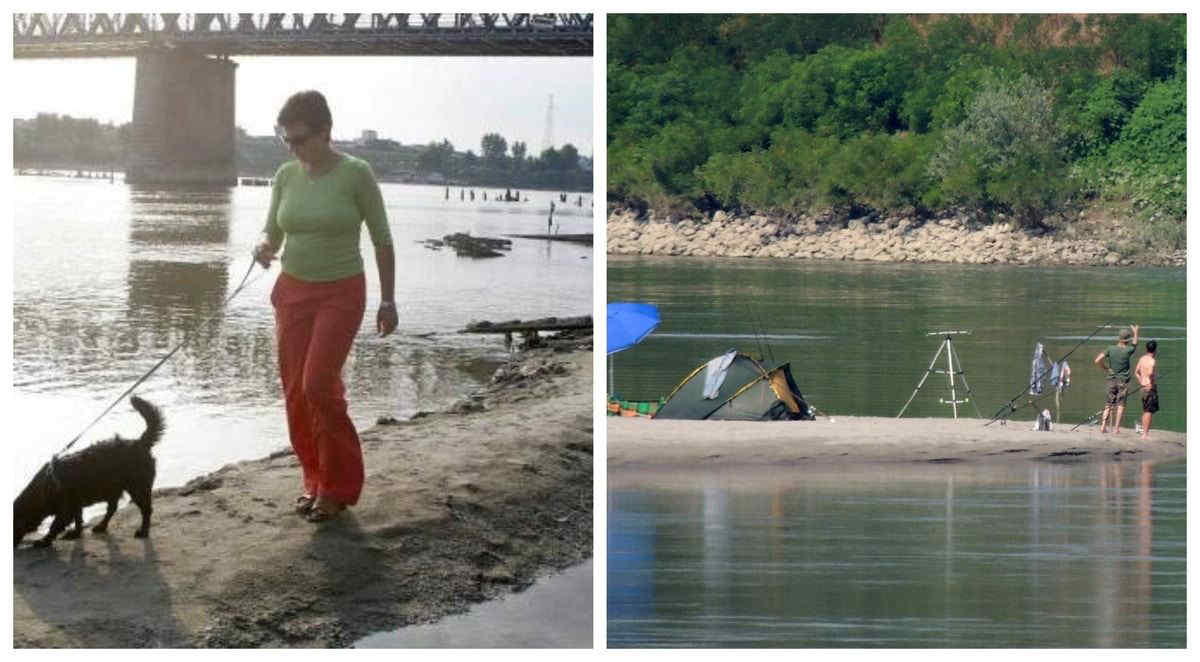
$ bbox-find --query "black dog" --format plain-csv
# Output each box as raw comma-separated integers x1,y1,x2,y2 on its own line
14,396,165,548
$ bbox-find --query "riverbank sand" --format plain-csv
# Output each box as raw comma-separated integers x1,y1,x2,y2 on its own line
14,340,593,648
609,416,1185,470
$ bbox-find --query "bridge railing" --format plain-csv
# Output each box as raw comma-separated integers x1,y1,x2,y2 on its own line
13,13,593,39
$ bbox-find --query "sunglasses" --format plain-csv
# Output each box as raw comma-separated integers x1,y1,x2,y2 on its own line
275,126,316,147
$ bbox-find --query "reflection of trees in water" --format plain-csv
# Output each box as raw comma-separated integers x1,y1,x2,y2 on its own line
611,461,1180,647
12,297,279,399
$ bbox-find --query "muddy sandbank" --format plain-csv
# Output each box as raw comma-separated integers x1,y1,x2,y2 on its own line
14,340,593,648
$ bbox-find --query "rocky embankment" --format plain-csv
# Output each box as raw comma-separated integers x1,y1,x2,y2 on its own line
608,210,1185,267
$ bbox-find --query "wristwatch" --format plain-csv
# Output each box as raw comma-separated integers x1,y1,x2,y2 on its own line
379,301,396,310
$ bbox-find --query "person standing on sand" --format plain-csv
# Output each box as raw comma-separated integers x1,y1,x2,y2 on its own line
253,90,398,523
1134,339,1158,440
1093,324,1139,434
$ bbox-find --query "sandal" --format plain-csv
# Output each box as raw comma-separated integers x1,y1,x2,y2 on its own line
305,503,346,523
295,494,315,515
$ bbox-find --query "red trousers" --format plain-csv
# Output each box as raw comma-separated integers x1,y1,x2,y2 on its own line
271,272,366,506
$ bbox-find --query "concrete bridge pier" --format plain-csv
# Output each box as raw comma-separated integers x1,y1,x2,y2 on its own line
128,50,237,186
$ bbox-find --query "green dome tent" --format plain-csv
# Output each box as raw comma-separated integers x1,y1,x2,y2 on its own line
652,351,816,421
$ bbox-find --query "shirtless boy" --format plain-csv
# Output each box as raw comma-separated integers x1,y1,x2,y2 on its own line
1133,340,1158,440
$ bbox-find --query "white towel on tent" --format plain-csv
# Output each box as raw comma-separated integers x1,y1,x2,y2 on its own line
703,350,738,399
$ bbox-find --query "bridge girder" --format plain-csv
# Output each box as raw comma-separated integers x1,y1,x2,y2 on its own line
13,12,593,58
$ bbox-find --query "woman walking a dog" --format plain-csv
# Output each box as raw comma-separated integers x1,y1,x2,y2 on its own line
253,90,398,523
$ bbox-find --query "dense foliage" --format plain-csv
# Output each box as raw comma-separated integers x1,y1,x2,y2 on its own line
13,114,127,166
608,14,1185,245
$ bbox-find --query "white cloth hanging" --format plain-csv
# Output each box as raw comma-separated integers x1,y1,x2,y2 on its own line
702,350,738,399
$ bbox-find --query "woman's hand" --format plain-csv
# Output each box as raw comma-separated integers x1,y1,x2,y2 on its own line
377,301,398,337
252,237,277,268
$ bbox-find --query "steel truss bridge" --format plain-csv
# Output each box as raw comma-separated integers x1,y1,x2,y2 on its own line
13,13,593,58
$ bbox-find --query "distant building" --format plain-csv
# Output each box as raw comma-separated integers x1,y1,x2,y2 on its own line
359,129,379,144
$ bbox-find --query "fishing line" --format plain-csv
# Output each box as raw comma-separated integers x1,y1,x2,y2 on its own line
741,299,770,367
751,305,777,367
985,320,1112,426
55,257,267,457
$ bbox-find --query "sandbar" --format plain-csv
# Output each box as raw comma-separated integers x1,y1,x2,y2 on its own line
609,415,1185,471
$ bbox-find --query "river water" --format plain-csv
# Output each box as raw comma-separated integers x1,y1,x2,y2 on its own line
607,254,1186,648
608,458,1186,648
11,175,592,490
607,255,1185,431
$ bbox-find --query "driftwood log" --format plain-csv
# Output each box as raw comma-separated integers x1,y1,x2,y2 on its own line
460,315,593,349
424,232,513,258
503,233,593,245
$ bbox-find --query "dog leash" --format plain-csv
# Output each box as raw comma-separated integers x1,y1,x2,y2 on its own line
55,257,267,457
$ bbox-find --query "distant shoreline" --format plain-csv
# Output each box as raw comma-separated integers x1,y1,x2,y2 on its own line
13,166,594,194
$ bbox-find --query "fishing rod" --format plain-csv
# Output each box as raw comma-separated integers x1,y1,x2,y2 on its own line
985,321,1112,427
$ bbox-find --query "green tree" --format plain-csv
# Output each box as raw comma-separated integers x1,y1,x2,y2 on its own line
417,138,454,176
930,73,1074,227
481,132,508,163
510,140,527,176
1107,72,1186,228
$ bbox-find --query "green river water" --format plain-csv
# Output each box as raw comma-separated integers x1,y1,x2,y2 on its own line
608,256,1185,431
607,255,1186,648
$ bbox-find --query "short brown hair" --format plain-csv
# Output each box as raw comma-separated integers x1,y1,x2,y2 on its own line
277,90,332,134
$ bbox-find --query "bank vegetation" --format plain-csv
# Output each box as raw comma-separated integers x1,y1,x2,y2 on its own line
608,14,1185,257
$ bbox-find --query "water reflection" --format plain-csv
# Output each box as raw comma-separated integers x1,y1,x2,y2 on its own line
14,176,591,494
608,459,1185,648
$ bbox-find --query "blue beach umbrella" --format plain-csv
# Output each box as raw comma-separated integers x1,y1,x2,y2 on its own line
607,302,660,395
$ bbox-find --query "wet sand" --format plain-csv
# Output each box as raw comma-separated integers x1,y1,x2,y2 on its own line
13,339,593,648
609,415,1186,470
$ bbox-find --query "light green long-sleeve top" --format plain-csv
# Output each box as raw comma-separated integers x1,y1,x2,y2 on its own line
262,154,393,282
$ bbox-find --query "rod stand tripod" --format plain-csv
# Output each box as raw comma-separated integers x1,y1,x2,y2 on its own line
897,331,982,419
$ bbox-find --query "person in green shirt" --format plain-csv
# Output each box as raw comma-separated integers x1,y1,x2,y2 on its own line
1093,324,1138,434
253,90,397,523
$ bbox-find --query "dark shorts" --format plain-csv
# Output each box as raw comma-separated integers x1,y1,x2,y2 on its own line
1105,378,1129,406
1142,387,1159,414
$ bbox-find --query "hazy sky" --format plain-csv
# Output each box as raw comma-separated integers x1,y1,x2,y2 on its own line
8,55,593,156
